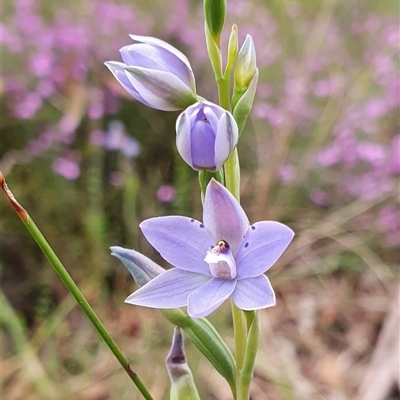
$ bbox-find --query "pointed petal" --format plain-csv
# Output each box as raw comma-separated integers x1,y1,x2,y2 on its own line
110,246,165,287
202,101,223,126
236,221,294,279
125,66,197,111
125,269,210,308
187,278,236,318
140,216,215,275
189,112,217,170
176,112,194,168
104,61,150,106
232,275,276,310
203,179,249,252
214,112,238,170
129,35,195,83
120,43,193,89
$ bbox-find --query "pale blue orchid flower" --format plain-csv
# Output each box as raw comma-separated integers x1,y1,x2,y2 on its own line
126,179,294,318
105,35,198,111
176,101,238,171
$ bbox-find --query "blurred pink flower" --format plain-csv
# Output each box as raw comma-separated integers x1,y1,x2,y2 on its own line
377,206,400,247
278,164,296,183
157,185,177,203
52,156,81,180
14,92,43,119
310,189,328,206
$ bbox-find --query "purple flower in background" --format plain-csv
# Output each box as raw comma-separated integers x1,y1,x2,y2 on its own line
310,189,328,206
176,101,238,171
157,185,177,203
90,121,140,159
105,35,198,111
125,179,294,318
278,164,296,183
52,154,81,180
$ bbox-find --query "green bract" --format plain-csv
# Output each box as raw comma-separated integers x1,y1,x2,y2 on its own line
233,68,259,135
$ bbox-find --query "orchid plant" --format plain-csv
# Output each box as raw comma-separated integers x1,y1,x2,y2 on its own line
0,1,294,399
106,0,293,398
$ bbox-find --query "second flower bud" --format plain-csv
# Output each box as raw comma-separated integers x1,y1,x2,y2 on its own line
176,101,238,172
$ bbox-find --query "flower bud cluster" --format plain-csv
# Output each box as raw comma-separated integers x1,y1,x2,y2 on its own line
105,31,255,172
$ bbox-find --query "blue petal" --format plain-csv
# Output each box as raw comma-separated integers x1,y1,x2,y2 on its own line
129,34,196,90
235,221,294,279
120,43,193,88
232,275,275,310
214,112,238,170
125,269,210,308
187,278,236,318
176,112,194,167
202,102,222,128
190,114,217,170
203,179,249,252
125,66,197,111
104,61,150,106
110,246,165,287
140,216,215,275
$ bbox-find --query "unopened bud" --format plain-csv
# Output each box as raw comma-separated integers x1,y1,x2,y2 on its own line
204,0,226,44
234,35,257,92
166,328,201,400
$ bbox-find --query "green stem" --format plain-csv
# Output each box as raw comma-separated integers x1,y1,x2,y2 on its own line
217,76,231,111
224,148,240,201
238,311,260,399
231,302,246,374
0,172,154,400
216,59,247,400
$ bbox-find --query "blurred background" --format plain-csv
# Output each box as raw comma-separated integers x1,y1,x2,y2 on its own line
1,0,399,399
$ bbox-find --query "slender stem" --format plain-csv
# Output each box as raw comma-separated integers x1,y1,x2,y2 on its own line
216,72,249,399
217,76,231,111
238,311,260,399
224,147,240,201
0,171,154,400
231,302,246,373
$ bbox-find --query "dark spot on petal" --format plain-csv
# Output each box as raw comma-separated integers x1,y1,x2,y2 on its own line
199,224,205,228
191,219,194,222
244,242,249,248
251,225,256,230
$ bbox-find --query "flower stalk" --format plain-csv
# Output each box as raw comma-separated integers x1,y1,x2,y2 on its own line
206,16,260,399
0,171,154,400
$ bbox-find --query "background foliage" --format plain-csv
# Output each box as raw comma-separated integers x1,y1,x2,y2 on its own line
1,0,399,399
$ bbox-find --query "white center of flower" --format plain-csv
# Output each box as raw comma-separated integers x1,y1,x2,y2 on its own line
204,240,237,279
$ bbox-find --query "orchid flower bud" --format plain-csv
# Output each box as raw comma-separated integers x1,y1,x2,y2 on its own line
234,35,257,92
204,0,227,44
225,24,238,75
166,328,201,400
176,101,238,172
105,35,198,111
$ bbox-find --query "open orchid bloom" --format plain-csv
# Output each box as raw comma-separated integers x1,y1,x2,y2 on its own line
126,179,294,318
105,35,198,111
